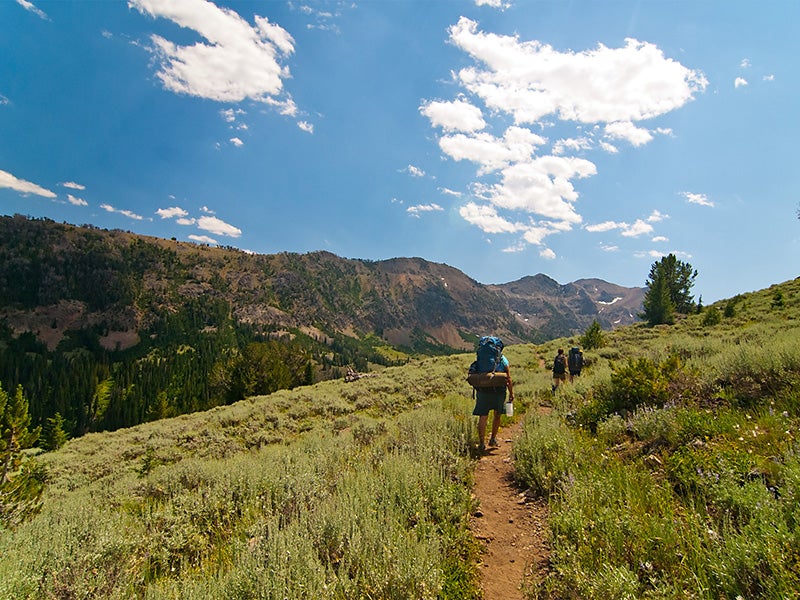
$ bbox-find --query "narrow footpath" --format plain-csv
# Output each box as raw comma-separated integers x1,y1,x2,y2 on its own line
470,418,550,599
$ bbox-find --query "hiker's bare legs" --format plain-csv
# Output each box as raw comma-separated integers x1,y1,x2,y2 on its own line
491,411,501,441
477,415,488,447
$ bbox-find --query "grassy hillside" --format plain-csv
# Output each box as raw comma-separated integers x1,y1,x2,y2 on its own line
1,277,798,599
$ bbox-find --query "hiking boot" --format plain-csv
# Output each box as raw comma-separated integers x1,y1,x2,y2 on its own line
478,443,486,453
488,437,498,447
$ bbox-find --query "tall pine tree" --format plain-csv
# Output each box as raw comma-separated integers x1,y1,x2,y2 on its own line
641,254,697,326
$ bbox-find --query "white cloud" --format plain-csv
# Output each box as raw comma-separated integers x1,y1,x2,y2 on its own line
448,18,707,126
586,217,654,237
16,0,48,20
539,248,556,259
647,209,668,222
197,215,242,237
763,74,775,82
176,217,196,226
61,181,86,190
130,0,295,108
0,94,9,106
475,0,511,8
439,126,546,174
734,77,748,89
553,136,592,155
423,18,706,254
439,187,462,197
621,219,653,237
586,220,622,233
652,235,669,243
599,140,619,154
600,243,619,252
297,120,314,133
67,194,88,206
604,121,653,147
230,137,244,147
100,204,145,220
420,99,486,133
680,191,714,207
156,206,189,219
0,169,56,198
459,202,524,234
740,58,751,68
482,155,595,223
405,165,425,177
407,203,443,217
188,234,218,244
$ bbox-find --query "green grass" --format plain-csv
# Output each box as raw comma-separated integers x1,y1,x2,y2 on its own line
2,277,799,599
515,277,800,599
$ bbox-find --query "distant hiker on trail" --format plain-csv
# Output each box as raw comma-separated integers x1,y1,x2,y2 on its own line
568,346,584,382
552,348,567,393
467,336,514,453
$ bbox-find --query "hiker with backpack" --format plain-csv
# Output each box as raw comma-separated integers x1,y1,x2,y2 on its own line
568,346,584,382
467,336,514,453
551,348,567,394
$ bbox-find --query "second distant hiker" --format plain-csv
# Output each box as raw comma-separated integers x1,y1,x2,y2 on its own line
552,348,567,394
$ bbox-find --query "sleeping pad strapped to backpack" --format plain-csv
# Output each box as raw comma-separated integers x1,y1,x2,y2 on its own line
467,336,507,388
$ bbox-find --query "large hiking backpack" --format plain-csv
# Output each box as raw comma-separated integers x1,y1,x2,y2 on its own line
553,353,567,374
467,336,507,389
568,347,583,371
475,336,504,372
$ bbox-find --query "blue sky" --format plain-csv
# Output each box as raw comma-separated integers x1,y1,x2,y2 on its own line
2,0,798,303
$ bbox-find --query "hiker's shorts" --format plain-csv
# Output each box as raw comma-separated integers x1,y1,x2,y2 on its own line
473,388,506,416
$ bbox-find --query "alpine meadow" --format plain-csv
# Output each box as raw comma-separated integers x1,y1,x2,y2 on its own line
1,265,799,598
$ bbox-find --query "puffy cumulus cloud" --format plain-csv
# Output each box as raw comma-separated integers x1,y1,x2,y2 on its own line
459,202,525,234
297,121,314,133
420,99,487,133
484,156,595,222
197,215,242,237
407,203,443,217
156,206,189,219
621,219,653,237
130,0,295,107
448,18,707,125
734,77,748,88
423,17,707,255
230,137,244,147
0,169,56,198
438,126,546,174
604,121,653,147
539,247,556,259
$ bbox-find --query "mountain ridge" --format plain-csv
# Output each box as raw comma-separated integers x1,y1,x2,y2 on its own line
0,214,644,353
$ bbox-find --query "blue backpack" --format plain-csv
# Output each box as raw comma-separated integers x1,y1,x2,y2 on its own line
474,336,504,373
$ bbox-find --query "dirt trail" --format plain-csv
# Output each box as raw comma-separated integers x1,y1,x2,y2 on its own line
470,418,549,599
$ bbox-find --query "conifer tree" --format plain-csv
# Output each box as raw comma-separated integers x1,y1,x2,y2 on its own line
641,254,697,326
580,320,605,350
41,412,68,452
0,384,40,484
